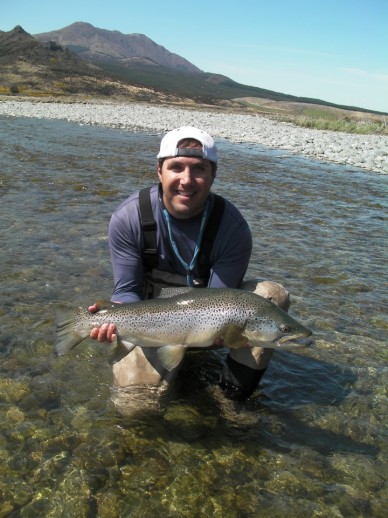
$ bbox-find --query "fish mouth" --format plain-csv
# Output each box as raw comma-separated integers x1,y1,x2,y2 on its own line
277,334,313,348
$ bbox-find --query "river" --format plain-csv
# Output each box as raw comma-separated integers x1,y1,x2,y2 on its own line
0,115,387,517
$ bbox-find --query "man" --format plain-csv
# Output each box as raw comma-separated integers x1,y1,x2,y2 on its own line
90,126,288,399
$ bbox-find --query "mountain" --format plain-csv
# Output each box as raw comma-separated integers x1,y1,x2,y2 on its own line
0,25,184,101
34,22,202,74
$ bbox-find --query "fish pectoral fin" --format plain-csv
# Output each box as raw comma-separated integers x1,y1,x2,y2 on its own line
223,324,248,349
109,336,136,365
157,345,186,371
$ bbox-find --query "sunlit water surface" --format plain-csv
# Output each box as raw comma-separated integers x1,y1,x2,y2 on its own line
0,115,387,517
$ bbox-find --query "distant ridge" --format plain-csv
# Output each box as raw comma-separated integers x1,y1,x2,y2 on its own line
34,22,202,74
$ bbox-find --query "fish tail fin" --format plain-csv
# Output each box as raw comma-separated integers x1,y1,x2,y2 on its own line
55,308,90,356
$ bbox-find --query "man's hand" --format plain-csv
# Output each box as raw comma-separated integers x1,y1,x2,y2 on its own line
88,303,117,343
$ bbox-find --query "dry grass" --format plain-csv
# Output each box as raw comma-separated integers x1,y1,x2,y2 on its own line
236,97,388,135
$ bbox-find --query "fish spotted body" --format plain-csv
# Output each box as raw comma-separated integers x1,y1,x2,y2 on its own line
55,288,312,370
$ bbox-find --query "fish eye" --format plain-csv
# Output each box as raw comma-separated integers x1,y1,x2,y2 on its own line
280,324,290,333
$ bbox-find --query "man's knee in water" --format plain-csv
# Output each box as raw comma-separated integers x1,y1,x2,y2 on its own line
250,280,290,312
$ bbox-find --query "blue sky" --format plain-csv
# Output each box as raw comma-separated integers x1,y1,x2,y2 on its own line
2,0,387,113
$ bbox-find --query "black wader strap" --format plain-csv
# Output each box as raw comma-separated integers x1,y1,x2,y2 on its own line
139,187,158,270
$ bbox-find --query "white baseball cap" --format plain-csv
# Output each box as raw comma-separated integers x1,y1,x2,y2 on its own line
157,126,218,163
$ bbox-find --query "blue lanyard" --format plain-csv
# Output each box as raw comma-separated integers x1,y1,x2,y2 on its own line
162,201,209,287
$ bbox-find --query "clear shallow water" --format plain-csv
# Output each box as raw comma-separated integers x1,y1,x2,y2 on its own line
0,115,387,517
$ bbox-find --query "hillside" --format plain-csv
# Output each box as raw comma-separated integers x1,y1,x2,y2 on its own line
0,26,191,102
0,25,120,96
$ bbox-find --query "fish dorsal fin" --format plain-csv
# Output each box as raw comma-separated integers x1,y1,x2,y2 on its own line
223,324,248,348
157,345,186,371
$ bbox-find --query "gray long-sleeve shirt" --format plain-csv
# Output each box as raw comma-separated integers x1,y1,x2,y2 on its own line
109,185,252,302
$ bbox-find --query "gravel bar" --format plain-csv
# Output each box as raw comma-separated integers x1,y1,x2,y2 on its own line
1,99,387,173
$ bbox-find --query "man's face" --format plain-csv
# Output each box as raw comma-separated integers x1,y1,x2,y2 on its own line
158,156,215,219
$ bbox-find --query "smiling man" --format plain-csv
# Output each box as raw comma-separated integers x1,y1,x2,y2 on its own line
89,126,281,399
157,131,216,219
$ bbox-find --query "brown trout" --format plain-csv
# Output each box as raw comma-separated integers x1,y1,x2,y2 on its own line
55,288,312,370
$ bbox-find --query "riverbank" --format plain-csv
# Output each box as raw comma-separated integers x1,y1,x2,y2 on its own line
0,98,387,173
